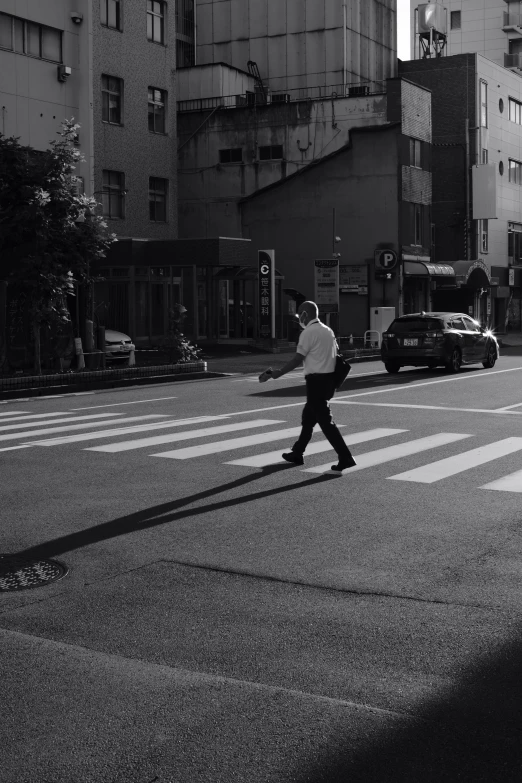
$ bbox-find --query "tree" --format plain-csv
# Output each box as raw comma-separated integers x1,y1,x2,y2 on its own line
0,120,115,374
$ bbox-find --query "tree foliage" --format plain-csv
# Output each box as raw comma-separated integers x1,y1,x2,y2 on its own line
0,120,115,373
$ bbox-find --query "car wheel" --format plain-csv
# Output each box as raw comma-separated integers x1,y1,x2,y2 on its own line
384,361,401,374
445,348,461,373
482,344,497,369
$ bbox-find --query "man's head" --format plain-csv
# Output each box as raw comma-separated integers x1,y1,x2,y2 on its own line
297,301,318,329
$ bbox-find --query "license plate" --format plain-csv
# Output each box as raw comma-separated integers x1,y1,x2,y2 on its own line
403,338,418,346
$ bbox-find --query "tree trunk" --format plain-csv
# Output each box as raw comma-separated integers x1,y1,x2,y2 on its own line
33,321,41,375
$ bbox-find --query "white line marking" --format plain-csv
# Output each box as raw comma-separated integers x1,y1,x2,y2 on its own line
0,411,94,424
0,411,30,417
493,402,522,411
481,469,522,493
333,366,522,401
225,428,406,468
71,395,178,410
151,426,303,459
0,444,34,453
31,416,229,446
389,437,522,484
0,412,128,433
303,433,472,475
87,419,285,453
332,401,522,415
37,392,95,399
0,415,165,442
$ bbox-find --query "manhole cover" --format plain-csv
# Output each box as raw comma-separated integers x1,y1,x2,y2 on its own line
0,555,68,592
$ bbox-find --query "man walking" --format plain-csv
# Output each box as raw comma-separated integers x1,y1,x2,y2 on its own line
259,301,356,472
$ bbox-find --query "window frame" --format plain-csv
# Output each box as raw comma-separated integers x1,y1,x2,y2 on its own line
100,0,122,30
149,176,168,223
258,145,284,161
101,74,123,125
102,170,125,219
480,80,488,128
413,203,423,246
409,138,422,168
509,97,522,125
509,158,522,184
0,12,62,62
148,87,167,134
481,219,489,253
147,0,165,45
219,148,243,164
450,10,462,30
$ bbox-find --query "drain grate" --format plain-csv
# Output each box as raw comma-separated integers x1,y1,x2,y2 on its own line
0,555,68,592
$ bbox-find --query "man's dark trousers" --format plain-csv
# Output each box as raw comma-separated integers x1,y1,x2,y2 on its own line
291,373,353,459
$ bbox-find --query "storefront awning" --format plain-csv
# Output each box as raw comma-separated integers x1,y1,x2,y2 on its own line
403,261,456,278
451,259,496,287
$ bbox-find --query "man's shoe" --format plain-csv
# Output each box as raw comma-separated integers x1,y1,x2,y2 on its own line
331,456,357,472
282,451,304,466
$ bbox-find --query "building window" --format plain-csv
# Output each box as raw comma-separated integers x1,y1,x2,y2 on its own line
0,12,62,62
149,177,168,222
509,159,522,183
410,138,421,168
148,88,166,133
414,204,423,246
481,220,489,253
176,0,195,66
147,1,165,44
480,81,488,128
102,170,125,219
450,11,461,30
509,222,522,263
102,75,123,124
482,148,488,164
100,0,121,29
509,97,522,124
259,145,284,161
219,148,242,163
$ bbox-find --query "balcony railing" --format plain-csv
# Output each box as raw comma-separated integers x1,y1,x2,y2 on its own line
505,52,522,69
177,80,386,113
503,10,522,29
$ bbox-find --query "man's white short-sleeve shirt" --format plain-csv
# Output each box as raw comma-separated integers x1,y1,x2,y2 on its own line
297,319,337,376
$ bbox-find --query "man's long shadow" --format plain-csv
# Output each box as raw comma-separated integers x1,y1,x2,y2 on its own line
16,465,338,561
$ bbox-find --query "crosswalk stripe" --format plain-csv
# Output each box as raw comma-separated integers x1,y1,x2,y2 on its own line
225,428,406,468
150,426,303,459
481,468,522,493
0,411,31,418
30,416,227,447
86,419,285,453
389,437,522,484
0,411,79,423
0,412,129,433
0,415,165,442
303,433,472,475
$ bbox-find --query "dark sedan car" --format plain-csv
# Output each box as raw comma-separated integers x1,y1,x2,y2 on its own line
381,312,499,373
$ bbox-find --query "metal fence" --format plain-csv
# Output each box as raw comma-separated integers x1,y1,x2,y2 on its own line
177,80,387,113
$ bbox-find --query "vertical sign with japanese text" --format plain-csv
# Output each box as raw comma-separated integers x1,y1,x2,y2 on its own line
314,259,339,313
258,249,275,338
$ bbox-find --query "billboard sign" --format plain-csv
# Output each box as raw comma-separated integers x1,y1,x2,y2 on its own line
314,259,339,313
258,250,275,338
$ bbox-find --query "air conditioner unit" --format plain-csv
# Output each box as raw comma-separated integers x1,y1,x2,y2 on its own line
348,85,369,97
57,65,72,82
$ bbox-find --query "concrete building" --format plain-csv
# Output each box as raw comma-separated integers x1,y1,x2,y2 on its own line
196,0,397,94
238,77,438,338
399,52,522,330
409,0,513,67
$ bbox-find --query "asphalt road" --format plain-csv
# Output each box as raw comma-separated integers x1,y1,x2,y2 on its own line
3,355,522,782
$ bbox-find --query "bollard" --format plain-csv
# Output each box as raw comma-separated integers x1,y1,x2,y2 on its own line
128,346,136,366
349,334,354,346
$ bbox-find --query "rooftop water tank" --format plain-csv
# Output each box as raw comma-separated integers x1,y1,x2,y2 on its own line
418,3,447,35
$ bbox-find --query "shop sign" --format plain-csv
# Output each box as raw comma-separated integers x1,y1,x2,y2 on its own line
258,249,275,338
339,265,368,293
314,259,339,313
375,249,398,270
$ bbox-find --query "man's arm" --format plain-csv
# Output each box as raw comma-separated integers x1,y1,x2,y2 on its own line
259,352,304,382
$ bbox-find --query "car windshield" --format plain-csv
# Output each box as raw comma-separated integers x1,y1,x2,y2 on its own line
388,318,443,333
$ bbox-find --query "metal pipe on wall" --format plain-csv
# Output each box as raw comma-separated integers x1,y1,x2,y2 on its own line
343,1,347,91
